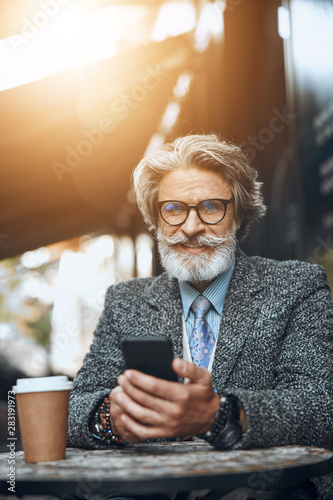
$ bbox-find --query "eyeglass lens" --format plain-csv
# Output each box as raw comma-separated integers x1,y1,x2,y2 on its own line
160,200,226,225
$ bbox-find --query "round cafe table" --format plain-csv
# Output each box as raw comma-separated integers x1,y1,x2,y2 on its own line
0,440,332,499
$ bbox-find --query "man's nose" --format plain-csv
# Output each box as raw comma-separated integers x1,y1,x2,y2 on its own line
181,208,206,237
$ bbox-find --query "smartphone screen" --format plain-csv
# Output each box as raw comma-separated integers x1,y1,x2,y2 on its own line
122,337,178,382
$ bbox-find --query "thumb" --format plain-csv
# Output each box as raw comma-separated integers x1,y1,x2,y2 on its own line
172,358,211,385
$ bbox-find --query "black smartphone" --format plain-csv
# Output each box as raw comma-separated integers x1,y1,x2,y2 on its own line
121,337,178,382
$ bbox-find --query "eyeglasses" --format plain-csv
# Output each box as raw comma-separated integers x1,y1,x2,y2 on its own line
157,198,233,226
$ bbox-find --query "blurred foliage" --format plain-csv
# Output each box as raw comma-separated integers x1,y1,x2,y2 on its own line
0,256,54,348
27,308,53,349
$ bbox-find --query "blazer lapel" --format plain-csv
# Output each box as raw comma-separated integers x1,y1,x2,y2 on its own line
143,248,264,380
145,273,184,360
211,248,265,388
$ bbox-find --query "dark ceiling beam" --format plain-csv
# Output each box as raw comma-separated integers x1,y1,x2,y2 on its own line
0,34,197,259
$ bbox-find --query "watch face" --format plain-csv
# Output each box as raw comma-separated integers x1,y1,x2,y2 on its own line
201,394,243,449
216,422,243,450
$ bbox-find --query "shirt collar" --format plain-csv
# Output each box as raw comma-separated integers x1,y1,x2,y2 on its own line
179,259,235,320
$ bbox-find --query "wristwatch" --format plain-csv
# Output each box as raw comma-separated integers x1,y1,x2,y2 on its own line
199,392,244,450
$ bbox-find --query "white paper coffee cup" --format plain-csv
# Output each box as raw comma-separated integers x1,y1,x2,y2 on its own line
13,375,73,394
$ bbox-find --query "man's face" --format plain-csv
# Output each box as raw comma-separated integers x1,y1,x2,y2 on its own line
157,168,238,290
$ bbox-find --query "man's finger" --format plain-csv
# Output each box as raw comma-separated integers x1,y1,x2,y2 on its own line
120,413,171,441
118,374,173,413
109,391,139,442
113,385,166,427
123,369,180,399
172,358,211,385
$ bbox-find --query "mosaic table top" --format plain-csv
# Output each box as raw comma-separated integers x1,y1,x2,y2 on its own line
0,441,332,497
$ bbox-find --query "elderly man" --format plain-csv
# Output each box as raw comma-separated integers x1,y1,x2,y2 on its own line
68,134,333,499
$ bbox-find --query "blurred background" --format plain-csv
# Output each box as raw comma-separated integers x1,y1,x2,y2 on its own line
0,0,332,449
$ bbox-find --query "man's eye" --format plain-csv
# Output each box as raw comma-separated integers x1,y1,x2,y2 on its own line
165,203,182,213
201,201,219,212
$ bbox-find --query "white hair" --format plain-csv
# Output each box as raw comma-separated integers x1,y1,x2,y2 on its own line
133,134,266,241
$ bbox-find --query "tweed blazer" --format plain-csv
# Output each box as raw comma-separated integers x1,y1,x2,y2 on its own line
68,248,333,455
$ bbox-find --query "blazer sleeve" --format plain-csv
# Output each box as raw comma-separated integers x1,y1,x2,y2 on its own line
67,285,126,449
228,265,333,450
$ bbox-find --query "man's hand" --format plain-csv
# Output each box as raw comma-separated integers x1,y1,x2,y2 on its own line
108,359,220,443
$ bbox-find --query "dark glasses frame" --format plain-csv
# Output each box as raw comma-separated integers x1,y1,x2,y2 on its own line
157,198,233,226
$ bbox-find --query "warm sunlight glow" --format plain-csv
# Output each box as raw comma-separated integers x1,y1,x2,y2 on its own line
0,4,119,92
143,72,193,157
173,72,193,99
290,1,333,75
152,1,196,42
118,236,135,280
160,102,181,133
83,235,115,264
136,234,153,278
21,247,51,269
144,133,166,157
278,6,291,40
194,1,224,52
0,1,198,92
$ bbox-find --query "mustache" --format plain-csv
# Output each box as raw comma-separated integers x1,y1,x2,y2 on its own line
156,229,234,248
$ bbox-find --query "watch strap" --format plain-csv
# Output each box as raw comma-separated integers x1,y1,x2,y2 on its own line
199,392,243,450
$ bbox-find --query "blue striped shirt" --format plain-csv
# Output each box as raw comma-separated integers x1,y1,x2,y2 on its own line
179,260,235,345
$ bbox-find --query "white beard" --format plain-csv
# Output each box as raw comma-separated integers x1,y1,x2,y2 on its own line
156,227,236,283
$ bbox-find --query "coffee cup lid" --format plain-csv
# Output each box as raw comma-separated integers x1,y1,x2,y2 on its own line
12,376,73,394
